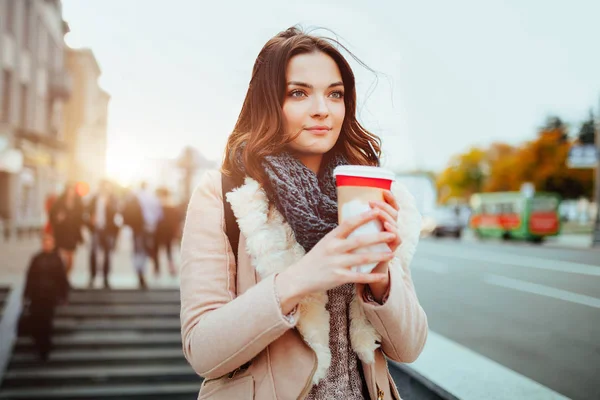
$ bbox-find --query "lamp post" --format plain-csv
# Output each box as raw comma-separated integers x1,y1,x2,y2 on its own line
176,146,199,205
593,96,600,247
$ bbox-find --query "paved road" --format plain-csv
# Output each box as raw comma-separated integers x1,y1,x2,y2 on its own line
413,237,600,400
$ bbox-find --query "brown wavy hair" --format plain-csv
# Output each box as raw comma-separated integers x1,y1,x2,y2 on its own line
221,26,382,187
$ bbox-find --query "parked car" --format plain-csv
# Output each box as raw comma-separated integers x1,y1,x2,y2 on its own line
431,206,464,238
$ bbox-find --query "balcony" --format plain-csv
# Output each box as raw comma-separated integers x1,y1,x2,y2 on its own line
15,127,67,152
48,70,72,100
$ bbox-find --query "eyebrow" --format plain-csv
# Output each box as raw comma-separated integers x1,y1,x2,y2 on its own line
287,81,344,89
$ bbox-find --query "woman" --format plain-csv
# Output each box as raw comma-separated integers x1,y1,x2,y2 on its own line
180,27,428,399
50,183,84,275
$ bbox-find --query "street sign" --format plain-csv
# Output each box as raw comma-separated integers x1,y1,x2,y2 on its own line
567,144,598,169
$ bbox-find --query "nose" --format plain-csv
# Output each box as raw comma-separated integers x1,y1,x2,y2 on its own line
311,95,329,119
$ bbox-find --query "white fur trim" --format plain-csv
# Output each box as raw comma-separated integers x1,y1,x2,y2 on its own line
391,182,422,271
226,177,421,384
227,177,332,384
349,293,382,364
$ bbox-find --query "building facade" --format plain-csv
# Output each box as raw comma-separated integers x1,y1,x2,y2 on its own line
0,0,71,237
62,47,110,192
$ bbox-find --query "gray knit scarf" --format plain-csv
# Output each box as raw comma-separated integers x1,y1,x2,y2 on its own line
261,152,348,252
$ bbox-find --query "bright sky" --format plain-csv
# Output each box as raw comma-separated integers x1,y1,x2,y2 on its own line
62,0,600,182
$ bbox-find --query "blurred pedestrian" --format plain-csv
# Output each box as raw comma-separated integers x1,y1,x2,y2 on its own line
179,27,428,399
43,192,58,235
155,187,180,276
49,183,84,276
86,180,119,289
122,188,145,288
22,233,70,361
122,183,163,289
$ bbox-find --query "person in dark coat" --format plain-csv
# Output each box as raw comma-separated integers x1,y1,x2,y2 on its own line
121,188,147,289
86,180,120,289
154,188,180,276
50,183,84,276
23,233,70,360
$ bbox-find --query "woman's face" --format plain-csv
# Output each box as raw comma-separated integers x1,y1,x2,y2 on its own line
282,51,345,167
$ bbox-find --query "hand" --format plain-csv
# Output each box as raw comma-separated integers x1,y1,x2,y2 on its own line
354,190,402,303
369,190,402,253
276,210,396,314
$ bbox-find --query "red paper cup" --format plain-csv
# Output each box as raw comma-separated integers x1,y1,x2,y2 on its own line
334,166,394,222
333,166,395,273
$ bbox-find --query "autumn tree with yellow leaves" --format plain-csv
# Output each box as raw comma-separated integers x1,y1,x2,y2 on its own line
436,116,594,204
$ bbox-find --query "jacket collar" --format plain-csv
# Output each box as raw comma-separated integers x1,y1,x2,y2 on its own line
226,178,421,384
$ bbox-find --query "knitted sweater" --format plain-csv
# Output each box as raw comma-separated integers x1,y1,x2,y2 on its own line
306,283,370,399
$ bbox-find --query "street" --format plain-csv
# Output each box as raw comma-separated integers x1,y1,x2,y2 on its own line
411,237,600,400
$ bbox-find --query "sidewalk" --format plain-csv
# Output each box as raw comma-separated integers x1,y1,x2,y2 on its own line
0,228,181,290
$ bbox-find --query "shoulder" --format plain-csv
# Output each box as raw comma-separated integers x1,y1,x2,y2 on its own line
192,169,222,199
187,170,224,212
30,252,43,264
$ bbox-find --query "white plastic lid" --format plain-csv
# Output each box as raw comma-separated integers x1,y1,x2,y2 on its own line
333,165,395,181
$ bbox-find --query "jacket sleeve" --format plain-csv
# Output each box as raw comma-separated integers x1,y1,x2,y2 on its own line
356,257,428,363
179,170,297,380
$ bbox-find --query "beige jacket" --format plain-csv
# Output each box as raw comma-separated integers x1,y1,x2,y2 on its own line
180,170,428,400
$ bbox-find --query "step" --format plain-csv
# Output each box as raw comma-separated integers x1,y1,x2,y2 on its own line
3,365,196,388
14,332,181,351
67,291,180,305
0,382,201,399
55,304,180,318
9,348,186,368
53,318,180,332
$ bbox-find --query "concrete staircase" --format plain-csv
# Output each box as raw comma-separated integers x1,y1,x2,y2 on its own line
0,289,201,400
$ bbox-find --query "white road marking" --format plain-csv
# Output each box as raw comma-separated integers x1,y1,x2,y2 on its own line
484,274,600,309
413,258,449,274
393,330,569,400
423,245,600,277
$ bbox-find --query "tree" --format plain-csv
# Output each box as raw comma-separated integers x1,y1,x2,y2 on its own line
578,110,596,145
435,114,594,203
483,143,519,192
436,147,487,203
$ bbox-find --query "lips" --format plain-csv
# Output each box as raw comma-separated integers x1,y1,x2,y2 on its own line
305,126,331,134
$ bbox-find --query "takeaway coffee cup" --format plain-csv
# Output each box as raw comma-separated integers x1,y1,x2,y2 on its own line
333,165,395,273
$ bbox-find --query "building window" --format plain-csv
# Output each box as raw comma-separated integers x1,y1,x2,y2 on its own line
1,70,11,122
38,22,48,66
23,0,31,51
6,0,15,35
35,95,45,132
20,83,28,129
47,97,54,136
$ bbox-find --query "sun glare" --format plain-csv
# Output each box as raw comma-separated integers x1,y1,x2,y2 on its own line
106,145,145,187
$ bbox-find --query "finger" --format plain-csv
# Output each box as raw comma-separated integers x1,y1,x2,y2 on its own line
372,207,397,229
333,210,378,239
337,231,396,253
383,190,399,211
370,200,398,221
336,250,394,269
384,222,402,249
336,269,388,285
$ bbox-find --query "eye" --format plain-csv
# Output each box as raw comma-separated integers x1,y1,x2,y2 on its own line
329,91,344,99
289,90,307,98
